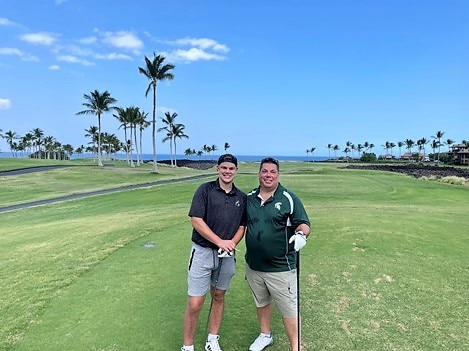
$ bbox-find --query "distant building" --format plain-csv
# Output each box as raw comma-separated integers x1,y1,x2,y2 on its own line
400,152,426,161
449,144,469,165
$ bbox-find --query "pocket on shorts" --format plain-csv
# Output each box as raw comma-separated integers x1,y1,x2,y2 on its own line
188,248,196,271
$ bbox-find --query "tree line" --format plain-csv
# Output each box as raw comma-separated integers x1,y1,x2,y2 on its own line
0,53,231,170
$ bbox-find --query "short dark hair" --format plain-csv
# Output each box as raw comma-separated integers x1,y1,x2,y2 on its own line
260,157,279,171
218,153,238,167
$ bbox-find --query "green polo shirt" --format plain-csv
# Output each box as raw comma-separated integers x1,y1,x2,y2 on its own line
245,183,310,272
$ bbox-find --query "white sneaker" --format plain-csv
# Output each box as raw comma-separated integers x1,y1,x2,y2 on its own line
205,335,222,351
249,333,273,351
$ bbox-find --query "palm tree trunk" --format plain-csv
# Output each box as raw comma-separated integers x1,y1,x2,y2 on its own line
151,84,158,173
97,115,103,167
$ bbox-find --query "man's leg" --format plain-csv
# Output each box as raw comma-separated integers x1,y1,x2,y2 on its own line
282,316,298,351
256,303,273,334
183,295,206,346
207,288,226,335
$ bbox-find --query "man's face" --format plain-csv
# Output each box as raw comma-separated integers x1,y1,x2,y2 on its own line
259,162,279,190
217,162,237,184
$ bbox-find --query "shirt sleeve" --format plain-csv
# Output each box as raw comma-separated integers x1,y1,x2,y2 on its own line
188,183,207,219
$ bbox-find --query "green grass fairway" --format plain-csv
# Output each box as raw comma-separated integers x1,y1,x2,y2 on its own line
1,161,468,350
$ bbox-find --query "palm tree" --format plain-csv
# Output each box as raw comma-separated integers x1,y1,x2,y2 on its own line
343,147,351,162
138,53,175,173
114,107,131,165
327,144,333,160
76,90,117,167
431,130,445,162
405,139,415,162
446,139,454,152
138,111,150,165
30,128,44,159
333,144,340,160
158,111,178,167
310,147,316,157
224,142,230,152
184,148,196,159
417,137,428,161
430,140,439,160
356,144,364,158
397,141,405,159
4,130,20,156
211,144,218,158
84,125,99,157
172,123,189,167
363,141,370,153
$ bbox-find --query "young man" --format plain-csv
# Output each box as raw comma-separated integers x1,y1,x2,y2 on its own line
182,154,247,351
245,157,311,351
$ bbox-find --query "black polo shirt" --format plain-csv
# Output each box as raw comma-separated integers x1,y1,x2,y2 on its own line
189,179,247,249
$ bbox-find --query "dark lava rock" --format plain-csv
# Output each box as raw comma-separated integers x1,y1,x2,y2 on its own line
343,164,469,179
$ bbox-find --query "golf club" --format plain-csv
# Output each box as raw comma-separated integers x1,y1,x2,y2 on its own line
297,250,301,351
205,254,224,335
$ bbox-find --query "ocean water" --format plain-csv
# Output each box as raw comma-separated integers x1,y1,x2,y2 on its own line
109,153,328,162
0,152,328,162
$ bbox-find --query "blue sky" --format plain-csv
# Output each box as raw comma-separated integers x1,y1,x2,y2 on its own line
1,0,468,157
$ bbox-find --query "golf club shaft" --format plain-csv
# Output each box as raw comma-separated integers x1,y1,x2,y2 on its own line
205,254,223,334
297,250,300,351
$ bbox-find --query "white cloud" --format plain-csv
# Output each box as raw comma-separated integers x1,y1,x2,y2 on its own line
49,65,60,70
94,52,133,60
172,48,227,62
174,37,230,53
0,47,39,61
101,31,143,51
57,55,95,66
0,98,11,110
21,32,59,46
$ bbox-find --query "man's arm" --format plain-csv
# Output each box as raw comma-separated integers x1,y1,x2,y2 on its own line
191,217,238,253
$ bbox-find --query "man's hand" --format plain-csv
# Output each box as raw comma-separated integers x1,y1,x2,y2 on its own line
289,231,307,251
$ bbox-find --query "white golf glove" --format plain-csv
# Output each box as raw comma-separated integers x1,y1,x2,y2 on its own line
218,248,234,258
289,231,307,251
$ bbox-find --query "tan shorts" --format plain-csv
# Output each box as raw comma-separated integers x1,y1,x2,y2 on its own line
245,265,297,318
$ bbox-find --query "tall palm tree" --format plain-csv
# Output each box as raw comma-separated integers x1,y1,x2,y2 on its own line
417,137,428,161
397,141,405,159
31,127,44,159
138,53,175,173
333,144,340,160
327,144,333,160
405,139,415,162
172,123,189,167
4,130,19,156
158,111,178,166
138,111,150,166
356,144,364,158
84,125,99,157
224,142,230,152
431,130,445,162
211,144,218,158
114,107,131,165
446,139,454,152
76,90,117,167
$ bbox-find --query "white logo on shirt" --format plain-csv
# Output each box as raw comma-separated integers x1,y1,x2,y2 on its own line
275,202,282,210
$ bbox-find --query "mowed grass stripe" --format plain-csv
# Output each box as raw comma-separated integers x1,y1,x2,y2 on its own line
1,165,468,350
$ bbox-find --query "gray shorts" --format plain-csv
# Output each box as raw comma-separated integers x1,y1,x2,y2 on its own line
187,243,236,296
245,264,297,318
